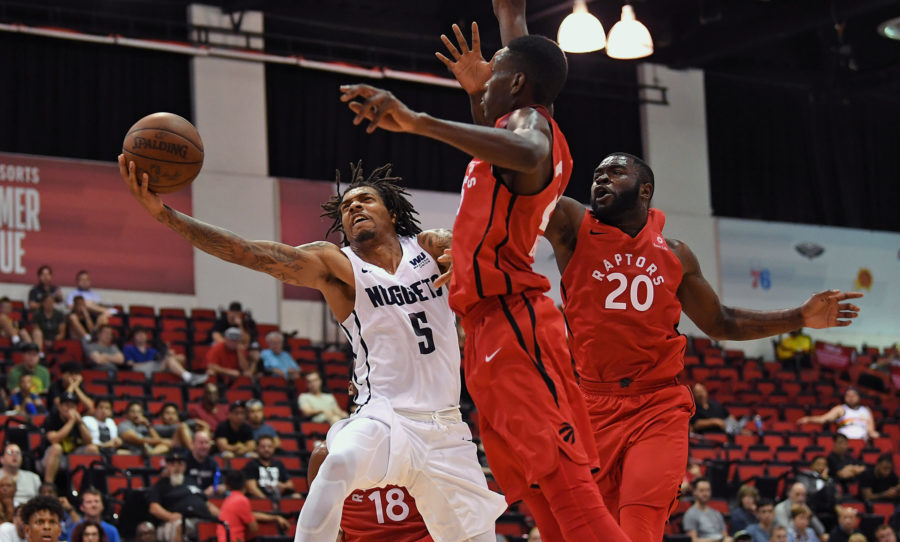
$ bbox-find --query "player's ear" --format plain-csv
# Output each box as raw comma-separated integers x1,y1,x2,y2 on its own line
640,181,653,203
511,72,526,95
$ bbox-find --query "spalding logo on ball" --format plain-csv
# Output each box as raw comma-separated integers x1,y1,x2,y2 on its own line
122,112,204,193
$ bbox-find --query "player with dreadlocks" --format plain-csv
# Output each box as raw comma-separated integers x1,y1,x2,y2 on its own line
117,156,506,542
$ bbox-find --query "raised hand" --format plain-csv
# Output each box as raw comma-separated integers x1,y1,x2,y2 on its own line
435,22,491,95
339,84,420,134
800,290,863,329
434,249,453,288
118,154,165,219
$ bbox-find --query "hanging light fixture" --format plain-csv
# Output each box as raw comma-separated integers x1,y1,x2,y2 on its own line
606,4,654,59
557,0,606,53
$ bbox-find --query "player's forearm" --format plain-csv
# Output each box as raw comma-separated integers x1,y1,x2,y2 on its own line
494,2,528,45
412,114,547,173
710,306,804,341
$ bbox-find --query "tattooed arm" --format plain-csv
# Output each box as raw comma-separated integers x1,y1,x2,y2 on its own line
418,228,453,287
672,238,862,340
118,155,351,291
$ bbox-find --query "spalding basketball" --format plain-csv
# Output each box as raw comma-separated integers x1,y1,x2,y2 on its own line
122,112,204,193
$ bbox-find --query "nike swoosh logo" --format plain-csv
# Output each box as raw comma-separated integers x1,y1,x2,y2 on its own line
361,268,370,273
486,348,501,363
589,230,607,235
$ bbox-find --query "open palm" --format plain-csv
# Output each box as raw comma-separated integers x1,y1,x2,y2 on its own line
801,289,863,329
436,22,491,95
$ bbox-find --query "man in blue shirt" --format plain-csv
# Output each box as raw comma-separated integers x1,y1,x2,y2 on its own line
260,331,300,381
67,488,120,542
123,326,207,385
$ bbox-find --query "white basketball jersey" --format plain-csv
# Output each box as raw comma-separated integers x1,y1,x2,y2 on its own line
837,404,872,440
340,236,461,412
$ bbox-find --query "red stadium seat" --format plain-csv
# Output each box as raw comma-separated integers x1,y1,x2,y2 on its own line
191,308,216,321
281,497,305,514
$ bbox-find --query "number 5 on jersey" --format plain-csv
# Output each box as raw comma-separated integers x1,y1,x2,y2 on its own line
408,311,435,354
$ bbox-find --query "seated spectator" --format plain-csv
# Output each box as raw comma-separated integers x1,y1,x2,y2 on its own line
246,400,281,450
28,295,64,355
134,522,155,542
185,430,223,497
39,483,79,538
83,326,125,372
298,372,348,425
66,488,120,542
796,456,837,520
847,535,865,542
0,297,31,348
81,399,122,454
70,520,106,542
214,402,256,458
0,477,15,523
787,505,819,542
152,403,192,450
691,383,737,434
40,393,92,483
683,478,731,541
732,484,760,534
210,302,257,345
7,343,50,395
66,296,99,343
828,507,861,542
827,434,867,491
776,328,812,372
148,449,219,542
260,332,300,381
746,499,777,542
45,362,94,414
0,444,40,507
775,483,827,539
65,271,112,323
797,388,879,442
187,384,226,433
734,532,752,542
860,453,900,503
123,327,207,385
246,342,262,377
118,402,171,456
27,265,63,312
0,505,26,542
242,436,297,500
217,470,289,542
876,525,898,542
771,526,790,542
9,374,44,416
869,345,899,374
205,328,253,379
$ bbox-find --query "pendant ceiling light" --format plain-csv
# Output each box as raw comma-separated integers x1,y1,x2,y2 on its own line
606,4,654,60
557,0,606,53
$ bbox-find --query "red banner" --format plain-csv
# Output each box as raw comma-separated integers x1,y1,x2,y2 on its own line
814,340,856,370
0,152,194,293
279,178,342,301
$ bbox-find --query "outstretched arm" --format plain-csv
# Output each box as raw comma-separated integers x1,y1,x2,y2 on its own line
673,239,862,341
493,0,528,45
118,155,348,291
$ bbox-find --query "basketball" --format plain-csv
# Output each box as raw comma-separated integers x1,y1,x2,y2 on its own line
122,112,204,193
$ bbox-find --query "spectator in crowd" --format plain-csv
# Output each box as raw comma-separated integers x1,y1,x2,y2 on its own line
210,302,257,345
0,506,26,542
122,327,207,385
828,507,861,542
746,499,777,542
796,456,838,521
185,430,222,497
682,459,704,497
7,343,49,395
242,436,297,500
0,298,31,348
20,496,65,542
187,383,226,432
298,372,347,425
9,374,43,416
776,329,813,372
65,271,112,320
118,402,171,456
827,434,866,488
66,489,119,542
0,444,40,507
27,266,63,312
66,296,99,342
245,400,280,450
772,526,790,542
876,525,898,542
691,382,737,434
152,403,192,450
38,484,78,538
683,478,732,542
217,470,289,542
45,362,93,413
148,449,219,542
134,522,155,542
260,332,300,381
70,520,106,542
81,399,122,454
206,328,253,379
860,453,900,503
797,388,879,441
245,342,262,378
788,505,820,542
28,295,64,354
775,483,827,538
846,535,865,542
732,484,760,534
0,477,16,523
83,326,124,372
214,402,256,458
40,393,91,483
734,532,752,542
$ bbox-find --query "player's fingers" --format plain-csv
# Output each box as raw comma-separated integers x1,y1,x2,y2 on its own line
839,303,861,312
837,291,865,300
452,24,469,54
435,52,454,70
434,267,452,288
441,34,461,60
471,21,481,53
140,173,151,196
367,103,390,134
117,154,128,178
355,96,384,125
339,84,374,102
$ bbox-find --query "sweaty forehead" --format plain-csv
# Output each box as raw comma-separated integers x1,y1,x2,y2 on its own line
597,155,629,170
341,186,381,206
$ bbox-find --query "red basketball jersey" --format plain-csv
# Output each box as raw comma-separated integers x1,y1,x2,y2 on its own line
341,486,432,542
450,106,573,316
561,208,687,383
